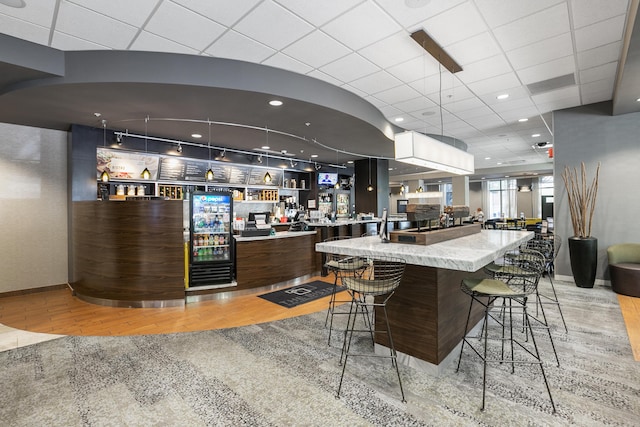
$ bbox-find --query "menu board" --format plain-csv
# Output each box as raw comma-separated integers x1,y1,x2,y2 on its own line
248,167,282,186
228,166,250,185
97,147,159,180
99,148,288,188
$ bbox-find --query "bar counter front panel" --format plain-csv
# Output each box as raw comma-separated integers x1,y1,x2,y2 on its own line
71,200,185,306
315,230,533,367
234,231,319,290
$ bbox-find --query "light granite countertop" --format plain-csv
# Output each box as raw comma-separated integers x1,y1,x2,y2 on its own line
234,230,317,242
315,229,533,272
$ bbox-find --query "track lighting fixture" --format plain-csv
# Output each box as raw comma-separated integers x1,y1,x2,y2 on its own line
177,143,182,153
314,162,321,171
116,133,122,146
220,149,225,159
257,155,263,164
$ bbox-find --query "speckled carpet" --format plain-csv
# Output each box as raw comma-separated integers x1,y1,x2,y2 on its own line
1,278,638,426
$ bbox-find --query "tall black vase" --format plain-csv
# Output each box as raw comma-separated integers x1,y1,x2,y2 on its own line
568,236,598,288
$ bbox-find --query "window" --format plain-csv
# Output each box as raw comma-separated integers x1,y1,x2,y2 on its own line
487,179,517,218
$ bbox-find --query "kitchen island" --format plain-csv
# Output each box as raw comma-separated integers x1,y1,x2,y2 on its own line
315,229,533,373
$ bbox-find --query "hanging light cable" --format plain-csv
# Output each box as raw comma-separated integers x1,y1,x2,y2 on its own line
367,157,374,192
141,116,151,179
100,119,110,182
206,119,214,181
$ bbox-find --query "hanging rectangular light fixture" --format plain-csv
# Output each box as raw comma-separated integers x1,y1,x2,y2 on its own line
394,131,474,175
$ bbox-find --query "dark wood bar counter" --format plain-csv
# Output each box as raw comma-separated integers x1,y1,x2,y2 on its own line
234,231,320,289
70,200,185,307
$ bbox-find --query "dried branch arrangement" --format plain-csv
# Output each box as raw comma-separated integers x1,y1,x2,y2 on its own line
561,162,601,238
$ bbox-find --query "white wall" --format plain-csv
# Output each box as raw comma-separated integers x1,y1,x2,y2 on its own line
0,123,68,293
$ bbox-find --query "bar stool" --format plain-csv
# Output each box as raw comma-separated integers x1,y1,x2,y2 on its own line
337,256,406,402
486,248,560,366
323,236,369,346
456,249,556,412
526,238,568,333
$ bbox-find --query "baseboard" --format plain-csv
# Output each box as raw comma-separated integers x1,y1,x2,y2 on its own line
555,275,610,287
0,283,69,299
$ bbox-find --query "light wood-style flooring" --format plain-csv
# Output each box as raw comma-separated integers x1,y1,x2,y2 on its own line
1,278,639,361
0,276,334,336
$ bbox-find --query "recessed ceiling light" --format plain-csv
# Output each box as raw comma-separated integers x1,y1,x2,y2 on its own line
518,118,528,122
484,157,491,160
636,98,640,102
191,133,202,138
394,117,404,122
261,145,270,150
532,133,541,137
347,160,354,164
496,93,509,100
497,162,503,165
269,100,283,106
0,0,26,7
505,175,510,178
311,154,318,158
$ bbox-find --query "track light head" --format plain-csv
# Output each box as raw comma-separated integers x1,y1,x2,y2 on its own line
177,144,182,153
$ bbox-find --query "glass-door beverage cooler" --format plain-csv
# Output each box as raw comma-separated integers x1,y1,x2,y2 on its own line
189,191,234,287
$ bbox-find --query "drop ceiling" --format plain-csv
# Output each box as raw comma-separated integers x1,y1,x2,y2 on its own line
0,0,638,182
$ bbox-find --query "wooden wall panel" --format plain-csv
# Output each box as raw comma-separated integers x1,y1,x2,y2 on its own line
71,201,185,302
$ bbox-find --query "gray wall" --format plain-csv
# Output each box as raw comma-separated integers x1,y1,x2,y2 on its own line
553,101,640,282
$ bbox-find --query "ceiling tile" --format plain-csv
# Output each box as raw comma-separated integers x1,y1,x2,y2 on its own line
453,105,496,120
456,54,513,84
466,72,522,96
490,97,536,113
171,0,261,27
516,55,575,85
52,31,110,51
394,96,437,114
506,32,573,70
305,70,343,86
464,114,507,130
262,53,314,75
581,78,615,104
0,15,50,45
274,0,363,27
386,56,440,84
282,30,350,68
348,71,402,95
0,0,57,26
321,2,401,51
319,53,379,83
577,41,623,70
67,0,159,27
574,14,626,52
56,1,138,49
442,97,486,113
475,0,564,28
445,31,501,66
233,1,314,50
145,2,226,51
532,85,580,107
375,0,466,28
359,31,424,69
491,3,569,52
205,30,275,63
421,1,487,47
374,84,422,105
570,0,630,29
130,31,199,54
580,62,619,84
